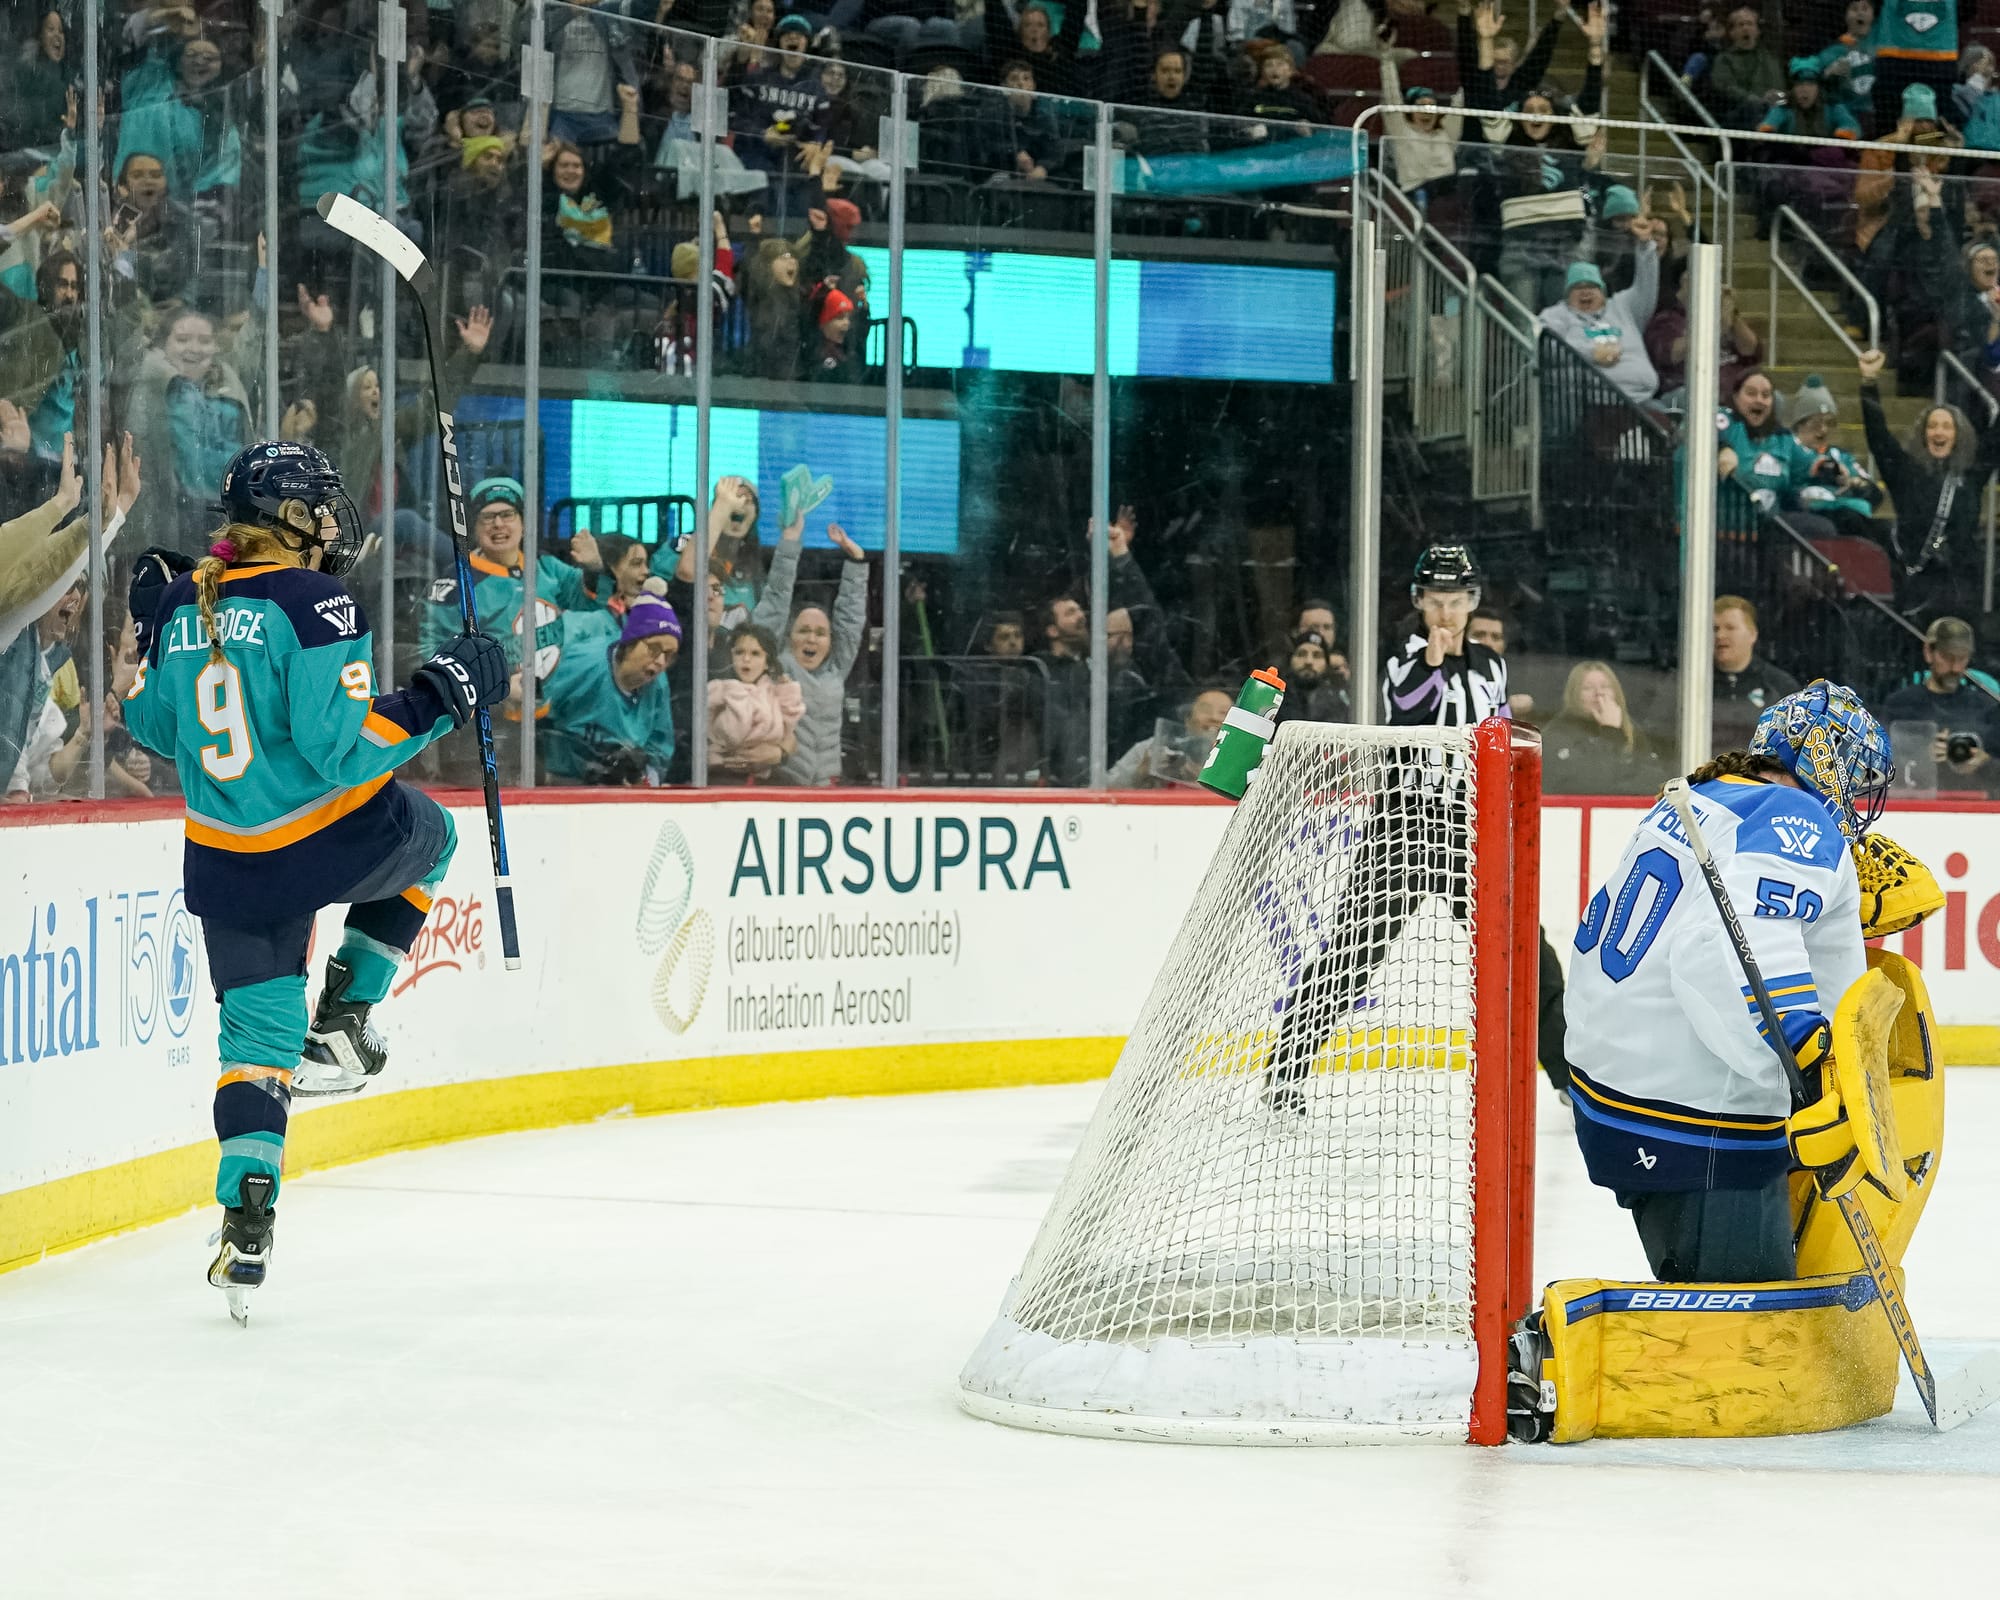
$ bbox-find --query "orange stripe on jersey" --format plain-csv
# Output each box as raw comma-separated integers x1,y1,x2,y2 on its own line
401,884,434,914
364,709,412,745
1875,47,1957,60
217,1064,295,1089
185,773,393,853
216,563,290,584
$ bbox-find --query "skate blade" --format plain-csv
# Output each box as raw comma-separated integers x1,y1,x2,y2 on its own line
224,1284,253,1327
288,1077,369,1100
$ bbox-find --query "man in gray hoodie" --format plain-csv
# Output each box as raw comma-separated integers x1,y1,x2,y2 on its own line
1537,239,1661,404
752,519,869,786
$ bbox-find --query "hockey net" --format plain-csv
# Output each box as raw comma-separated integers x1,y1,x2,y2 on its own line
959,719,1540,1444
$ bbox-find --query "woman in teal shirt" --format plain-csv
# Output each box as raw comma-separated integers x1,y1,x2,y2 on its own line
542,581,680,785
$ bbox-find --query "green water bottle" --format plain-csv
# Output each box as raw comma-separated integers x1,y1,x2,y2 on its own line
1199,668,1287,800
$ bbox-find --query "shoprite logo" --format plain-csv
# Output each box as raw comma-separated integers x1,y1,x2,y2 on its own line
393,894,486,995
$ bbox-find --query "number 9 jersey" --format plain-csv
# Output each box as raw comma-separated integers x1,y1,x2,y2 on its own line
123,562,460,922
1562,774,1864,1194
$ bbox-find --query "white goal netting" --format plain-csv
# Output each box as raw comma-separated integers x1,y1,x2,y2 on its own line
960,723,1491,1443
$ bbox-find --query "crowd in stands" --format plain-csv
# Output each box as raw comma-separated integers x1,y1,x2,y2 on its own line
12,0,2000,800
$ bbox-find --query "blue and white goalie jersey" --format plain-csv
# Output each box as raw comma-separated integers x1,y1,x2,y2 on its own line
1563,775,1864,1194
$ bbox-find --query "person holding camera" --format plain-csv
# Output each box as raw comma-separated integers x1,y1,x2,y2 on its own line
1881,615,2000,791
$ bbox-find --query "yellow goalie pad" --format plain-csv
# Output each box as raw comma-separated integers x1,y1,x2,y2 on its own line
1539,1271,1902,1441
1791,950,1945,1275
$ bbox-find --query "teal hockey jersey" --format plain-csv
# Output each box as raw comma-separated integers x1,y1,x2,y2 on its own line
123,560,458,920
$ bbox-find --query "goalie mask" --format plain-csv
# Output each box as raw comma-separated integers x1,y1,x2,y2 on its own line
1748,680,1893,844
218,441,371,577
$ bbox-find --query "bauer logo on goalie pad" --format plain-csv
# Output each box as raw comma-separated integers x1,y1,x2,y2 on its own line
1570,1277,1880,1320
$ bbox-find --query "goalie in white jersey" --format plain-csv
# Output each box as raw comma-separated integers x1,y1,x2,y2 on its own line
1564,681,1893,1283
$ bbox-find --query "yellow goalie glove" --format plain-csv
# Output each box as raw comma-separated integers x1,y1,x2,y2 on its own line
1855,832,1944,939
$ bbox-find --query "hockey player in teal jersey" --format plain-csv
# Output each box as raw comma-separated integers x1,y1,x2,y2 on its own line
122,440,508,1322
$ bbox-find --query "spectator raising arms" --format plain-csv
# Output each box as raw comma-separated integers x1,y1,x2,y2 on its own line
1542,659,1665,795
1810,0,1879,131
751,518,868,786
543,581,682,786
123,308,254,554
1539,243,1661,404
421,477,608,672
1478,1,1607,311
708,622,804,778
1859,345,2000,619
1646,275,1761,410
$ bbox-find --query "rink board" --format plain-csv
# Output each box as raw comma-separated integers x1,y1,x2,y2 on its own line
5,791,2000,1271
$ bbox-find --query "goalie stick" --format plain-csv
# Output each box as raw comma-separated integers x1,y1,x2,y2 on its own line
1661,780,2000,1432
316,191,522,971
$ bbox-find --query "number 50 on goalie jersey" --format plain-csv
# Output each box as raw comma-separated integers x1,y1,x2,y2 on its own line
1562,775,1865,1193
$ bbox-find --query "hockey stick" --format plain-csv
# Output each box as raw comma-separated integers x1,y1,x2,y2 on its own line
316,192,522,972
1662,780,1944,1426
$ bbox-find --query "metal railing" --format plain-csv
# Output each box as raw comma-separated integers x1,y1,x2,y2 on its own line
1768,205,1878,366
1361,172,1478,445
1468,276,1541,520
1636,50,1735,270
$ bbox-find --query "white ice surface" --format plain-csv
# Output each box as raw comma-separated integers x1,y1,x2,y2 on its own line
5,1076,2000,1597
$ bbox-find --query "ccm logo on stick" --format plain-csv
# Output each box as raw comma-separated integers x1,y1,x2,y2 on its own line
1624,1291,1759,1311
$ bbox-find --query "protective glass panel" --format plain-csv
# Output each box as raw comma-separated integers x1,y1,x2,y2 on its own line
1378,131,1690,794
1106,93,1345,789
1711,159,1998,786
895,70,1097,788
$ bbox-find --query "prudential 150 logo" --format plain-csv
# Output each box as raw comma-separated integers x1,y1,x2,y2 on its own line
0,887,193,1064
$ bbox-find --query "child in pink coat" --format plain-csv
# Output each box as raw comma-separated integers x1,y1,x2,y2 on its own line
707,622,805,777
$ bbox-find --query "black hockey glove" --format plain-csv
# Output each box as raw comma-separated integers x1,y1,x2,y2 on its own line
128,547,197,656
413,630,511,728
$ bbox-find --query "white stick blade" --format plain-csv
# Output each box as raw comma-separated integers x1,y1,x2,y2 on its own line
316,192,427,284
1935,1348,2000,1432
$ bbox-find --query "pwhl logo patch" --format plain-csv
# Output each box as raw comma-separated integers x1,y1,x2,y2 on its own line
314,596,359,638
1771,815,1824,861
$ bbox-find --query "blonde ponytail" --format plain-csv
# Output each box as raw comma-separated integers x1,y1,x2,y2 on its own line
196,522,301,663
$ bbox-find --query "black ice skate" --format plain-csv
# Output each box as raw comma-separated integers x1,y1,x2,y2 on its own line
296,957,389,1098
208,1173,277,1328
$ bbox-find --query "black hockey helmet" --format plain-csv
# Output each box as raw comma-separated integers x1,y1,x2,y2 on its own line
217,441,370,577
1410,543,1482,602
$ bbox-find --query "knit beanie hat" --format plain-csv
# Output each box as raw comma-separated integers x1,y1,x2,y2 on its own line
1904,82,1940,122
621,579,682,644
825,197,861,243
469,476,525,514
818,287,855,328
461,134,507,169
1602,184,1640,220
1565,260,1607,294
1788,56,1822,83
1788,374,1838,425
